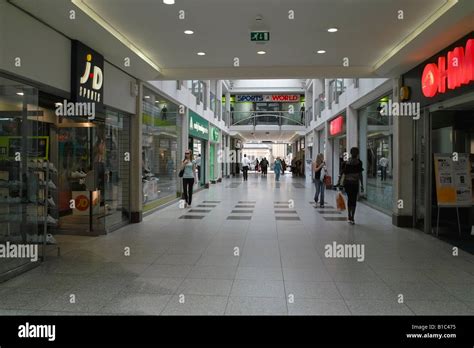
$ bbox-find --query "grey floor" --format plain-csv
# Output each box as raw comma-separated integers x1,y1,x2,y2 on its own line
1,173,474,316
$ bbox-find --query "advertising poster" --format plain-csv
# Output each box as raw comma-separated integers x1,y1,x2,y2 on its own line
433,153,472,207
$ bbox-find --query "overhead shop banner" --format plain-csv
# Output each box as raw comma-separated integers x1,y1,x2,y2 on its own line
433,153,472,206
210,125,220,143
71,40,104,110
189,111,209,140
236,95,300,102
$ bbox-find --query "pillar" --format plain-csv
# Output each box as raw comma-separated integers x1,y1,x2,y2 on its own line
392,77,414,227
130,81,143,223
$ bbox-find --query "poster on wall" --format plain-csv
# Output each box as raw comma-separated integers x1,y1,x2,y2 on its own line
433,153,472,207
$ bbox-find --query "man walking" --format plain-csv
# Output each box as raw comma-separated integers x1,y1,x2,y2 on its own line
242,154,251,181
379,155,388,181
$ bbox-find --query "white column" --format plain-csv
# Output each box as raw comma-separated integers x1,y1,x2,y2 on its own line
324,121,333,180
346,106,358,150
392,77,413,226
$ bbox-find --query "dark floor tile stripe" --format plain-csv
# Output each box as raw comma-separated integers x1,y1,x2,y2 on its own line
188,209,211,213
231,210,253,213
179,215,205,219
235,205,255,208
203,201,221,203
318,211,342,214
274,210,297,214
238,201,256,203
227,216,252,220
323,217,348,221
275,216,300,221
197,204,217,208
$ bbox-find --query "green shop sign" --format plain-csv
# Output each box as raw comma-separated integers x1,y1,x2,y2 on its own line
210,125,220,143
189,111,209,140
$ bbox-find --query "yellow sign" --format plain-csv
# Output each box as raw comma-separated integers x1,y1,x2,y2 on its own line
433,153,471,207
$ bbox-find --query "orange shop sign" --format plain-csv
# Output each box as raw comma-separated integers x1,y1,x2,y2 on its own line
421,38,474,98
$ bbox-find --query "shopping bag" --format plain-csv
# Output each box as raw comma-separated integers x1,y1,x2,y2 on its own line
336,191,346,211
323,175,332,187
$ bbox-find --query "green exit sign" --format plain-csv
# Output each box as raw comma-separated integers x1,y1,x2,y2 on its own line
250,31,270,42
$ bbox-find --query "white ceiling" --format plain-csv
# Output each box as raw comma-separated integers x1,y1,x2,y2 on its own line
10,0,474,80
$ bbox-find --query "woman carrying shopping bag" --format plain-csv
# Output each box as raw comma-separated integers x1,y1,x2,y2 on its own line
337,147,364,224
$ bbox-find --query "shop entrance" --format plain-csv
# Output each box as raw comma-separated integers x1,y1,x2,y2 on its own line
189,137,206,187
57,120,106,235
210,143,215,181
414,94,474,251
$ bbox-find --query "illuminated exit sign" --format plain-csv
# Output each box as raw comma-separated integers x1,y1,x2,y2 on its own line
250,31,270,42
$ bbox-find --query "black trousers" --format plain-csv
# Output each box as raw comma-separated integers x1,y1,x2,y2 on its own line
344,183,359,219
182,178,194,205
197,166,201,181
242,166,249,180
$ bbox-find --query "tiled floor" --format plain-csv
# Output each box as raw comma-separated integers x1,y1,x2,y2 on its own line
1,174,474,316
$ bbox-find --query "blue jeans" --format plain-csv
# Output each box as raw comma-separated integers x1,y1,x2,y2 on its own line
314,179,325,205
275,171,281,181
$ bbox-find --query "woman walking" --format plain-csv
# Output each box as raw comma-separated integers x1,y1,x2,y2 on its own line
338,147,364,224
313,153,326,208
180,149,196,208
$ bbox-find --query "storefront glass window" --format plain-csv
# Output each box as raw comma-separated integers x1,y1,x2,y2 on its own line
0,77,43,276
142,88,180,211
104,110,130,230
359,95,393,214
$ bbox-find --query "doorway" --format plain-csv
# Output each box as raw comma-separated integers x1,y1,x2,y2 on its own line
57,119,106,235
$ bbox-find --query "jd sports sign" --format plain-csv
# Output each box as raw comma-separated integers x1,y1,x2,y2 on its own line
71,40,104,109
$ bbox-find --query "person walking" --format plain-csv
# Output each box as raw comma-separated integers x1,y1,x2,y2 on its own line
281,159,286,174
313,153,326,208
180,149,196,208
379,155,388,181
338,147,364,224
255,158,260,172
260,157,268,176
274,157,282,181
242,154,250,181
195,154,202,182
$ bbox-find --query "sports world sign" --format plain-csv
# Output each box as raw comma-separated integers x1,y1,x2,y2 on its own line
236,95,300,102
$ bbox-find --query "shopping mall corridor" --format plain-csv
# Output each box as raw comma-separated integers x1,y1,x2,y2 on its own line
1,173,474,316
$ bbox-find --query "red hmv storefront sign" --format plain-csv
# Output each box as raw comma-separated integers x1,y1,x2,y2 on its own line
421,38,474,97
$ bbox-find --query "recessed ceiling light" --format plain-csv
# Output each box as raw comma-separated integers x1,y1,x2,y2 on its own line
163,0,175,4
155,100,160,103
327,27,338,33
197,52,206,56
257,51,266,55
184,30,194,35
144,95,150,99
16,92,24,96
317,50,326,54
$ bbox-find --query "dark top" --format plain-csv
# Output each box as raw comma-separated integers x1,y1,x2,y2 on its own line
314,165,323,180
341,159,363,185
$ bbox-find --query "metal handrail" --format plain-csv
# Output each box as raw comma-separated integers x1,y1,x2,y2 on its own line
230,111,305,126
